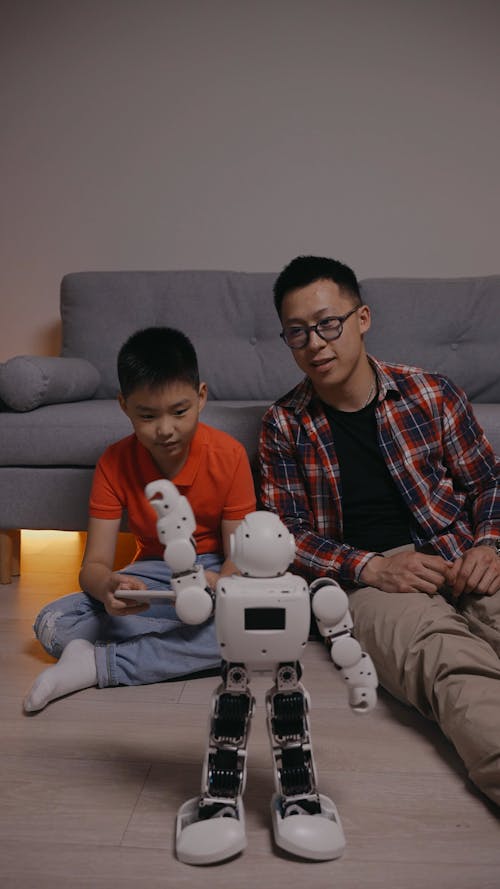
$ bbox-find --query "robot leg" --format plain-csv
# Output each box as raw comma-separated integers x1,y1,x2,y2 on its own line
266,662,346,861
176,662,254,865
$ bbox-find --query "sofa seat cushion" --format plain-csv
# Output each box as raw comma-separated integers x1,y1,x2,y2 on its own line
0,400,130,466
0,399,270,469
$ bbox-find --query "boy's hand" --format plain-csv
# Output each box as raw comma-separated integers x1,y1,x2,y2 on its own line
204,569,220,591
445,546,500,598
204,559,237,591
360,551,450,595
104,575,150,616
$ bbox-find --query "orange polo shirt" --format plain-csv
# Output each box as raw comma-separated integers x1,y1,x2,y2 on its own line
89,422,256,561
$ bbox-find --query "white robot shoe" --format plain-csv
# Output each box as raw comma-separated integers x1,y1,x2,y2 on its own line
271,793,346,861
175,797,247,865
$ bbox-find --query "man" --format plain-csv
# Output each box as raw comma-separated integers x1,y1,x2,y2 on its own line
259,254,500,806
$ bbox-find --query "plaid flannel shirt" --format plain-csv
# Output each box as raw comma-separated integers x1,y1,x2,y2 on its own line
259,357,500,586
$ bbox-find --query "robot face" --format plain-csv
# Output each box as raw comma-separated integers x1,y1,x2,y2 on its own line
230,511,295,577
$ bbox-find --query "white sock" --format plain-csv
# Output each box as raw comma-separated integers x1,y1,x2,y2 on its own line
23,638,97,713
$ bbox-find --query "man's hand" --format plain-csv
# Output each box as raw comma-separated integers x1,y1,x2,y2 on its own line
360,551,450,595
105,574,150,616
446,545,500,598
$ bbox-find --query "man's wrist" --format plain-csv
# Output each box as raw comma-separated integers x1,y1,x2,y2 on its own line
477,539,500,557
358,553,385,586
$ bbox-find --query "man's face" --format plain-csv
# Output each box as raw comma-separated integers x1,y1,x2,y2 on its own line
280,278,371,396
119,380,207,471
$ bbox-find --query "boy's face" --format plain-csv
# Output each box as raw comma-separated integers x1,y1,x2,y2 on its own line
119,380,207,474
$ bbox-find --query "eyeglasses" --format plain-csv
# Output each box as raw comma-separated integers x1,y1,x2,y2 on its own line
280,304,362,350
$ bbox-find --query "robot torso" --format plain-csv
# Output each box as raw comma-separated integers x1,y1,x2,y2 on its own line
215,572,310,669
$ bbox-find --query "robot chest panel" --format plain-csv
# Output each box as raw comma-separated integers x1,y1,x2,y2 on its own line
214,575,310,667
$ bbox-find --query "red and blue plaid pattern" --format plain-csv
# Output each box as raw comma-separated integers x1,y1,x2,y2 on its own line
259,357,500,586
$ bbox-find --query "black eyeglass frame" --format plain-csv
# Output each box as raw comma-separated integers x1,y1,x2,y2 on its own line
280,304,362,350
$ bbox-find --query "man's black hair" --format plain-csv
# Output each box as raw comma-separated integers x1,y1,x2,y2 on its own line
117,326,200,399
273,255,362,316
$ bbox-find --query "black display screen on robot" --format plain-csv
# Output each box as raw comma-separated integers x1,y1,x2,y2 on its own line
144,478,379,866
244,607,286,630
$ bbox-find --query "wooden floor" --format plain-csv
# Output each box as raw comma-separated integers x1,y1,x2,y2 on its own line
1,531,499,889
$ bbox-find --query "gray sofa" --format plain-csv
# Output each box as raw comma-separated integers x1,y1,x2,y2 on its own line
1,271,499,583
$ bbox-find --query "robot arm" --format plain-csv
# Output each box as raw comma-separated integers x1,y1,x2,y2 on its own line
144,479,214,625
309,578,378,713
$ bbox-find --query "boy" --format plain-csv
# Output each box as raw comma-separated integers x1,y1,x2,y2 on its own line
24,326,256,712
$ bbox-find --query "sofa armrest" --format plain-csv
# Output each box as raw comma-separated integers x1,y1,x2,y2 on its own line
0,356,100,412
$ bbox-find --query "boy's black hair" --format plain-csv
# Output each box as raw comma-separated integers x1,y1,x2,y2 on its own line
117,326,200,399
273,255,362,317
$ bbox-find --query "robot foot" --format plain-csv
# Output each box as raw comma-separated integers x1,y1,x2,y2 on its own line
175,796,247,865
271,793,346,861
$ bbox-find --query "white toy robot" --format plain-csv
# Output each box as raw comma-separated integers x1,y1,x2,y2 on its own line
144,479,378,866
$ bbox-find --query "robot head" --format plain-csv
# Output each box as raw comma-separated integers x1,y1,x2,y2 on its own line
230,511,295,577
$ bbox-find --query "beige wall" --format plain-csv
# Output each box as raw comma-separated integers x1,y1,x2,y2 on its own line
1,0,499,359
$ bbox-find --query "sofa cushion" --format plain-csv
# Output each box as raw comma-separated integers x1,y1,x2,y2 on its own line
0,398,270,469
362,276,500,403
60,271,302,400
472,404,500,456
0,356,100,412
0,400,130,466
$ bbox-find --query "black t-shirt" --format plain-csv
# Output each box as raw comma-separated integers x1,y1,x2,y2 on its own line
323,396,412,553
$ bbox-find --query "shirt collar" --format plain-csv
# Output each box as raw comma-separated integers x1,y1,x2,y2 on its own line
369,356,403,401
286,355,402,416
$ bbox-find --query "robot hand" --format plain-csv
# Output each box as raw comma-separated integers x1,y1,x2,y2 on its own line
172,570,214,624
330,635,378,712
310,578,378,713
145,479,214,625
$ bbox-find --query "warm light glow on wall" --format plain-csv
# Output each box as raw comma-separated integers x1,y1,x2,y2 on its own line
20,530,135,567
22,530,83,544
21,530,86,558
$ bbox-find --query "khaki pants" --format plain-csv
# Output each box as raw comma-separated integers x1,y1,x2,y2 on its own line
348,546,500,807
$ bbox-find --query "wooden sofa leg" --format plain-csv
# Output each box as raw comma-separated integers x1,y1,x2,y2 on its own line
0,530,21,584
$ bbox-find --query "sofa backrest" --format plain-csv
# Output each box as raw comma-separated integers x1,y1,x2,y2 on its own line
362,276,500,403
61,271,500,403
61,271,301,400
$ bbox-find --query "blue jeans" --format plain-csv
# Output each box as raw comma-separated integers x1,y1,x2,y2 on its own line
33,556,222,687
